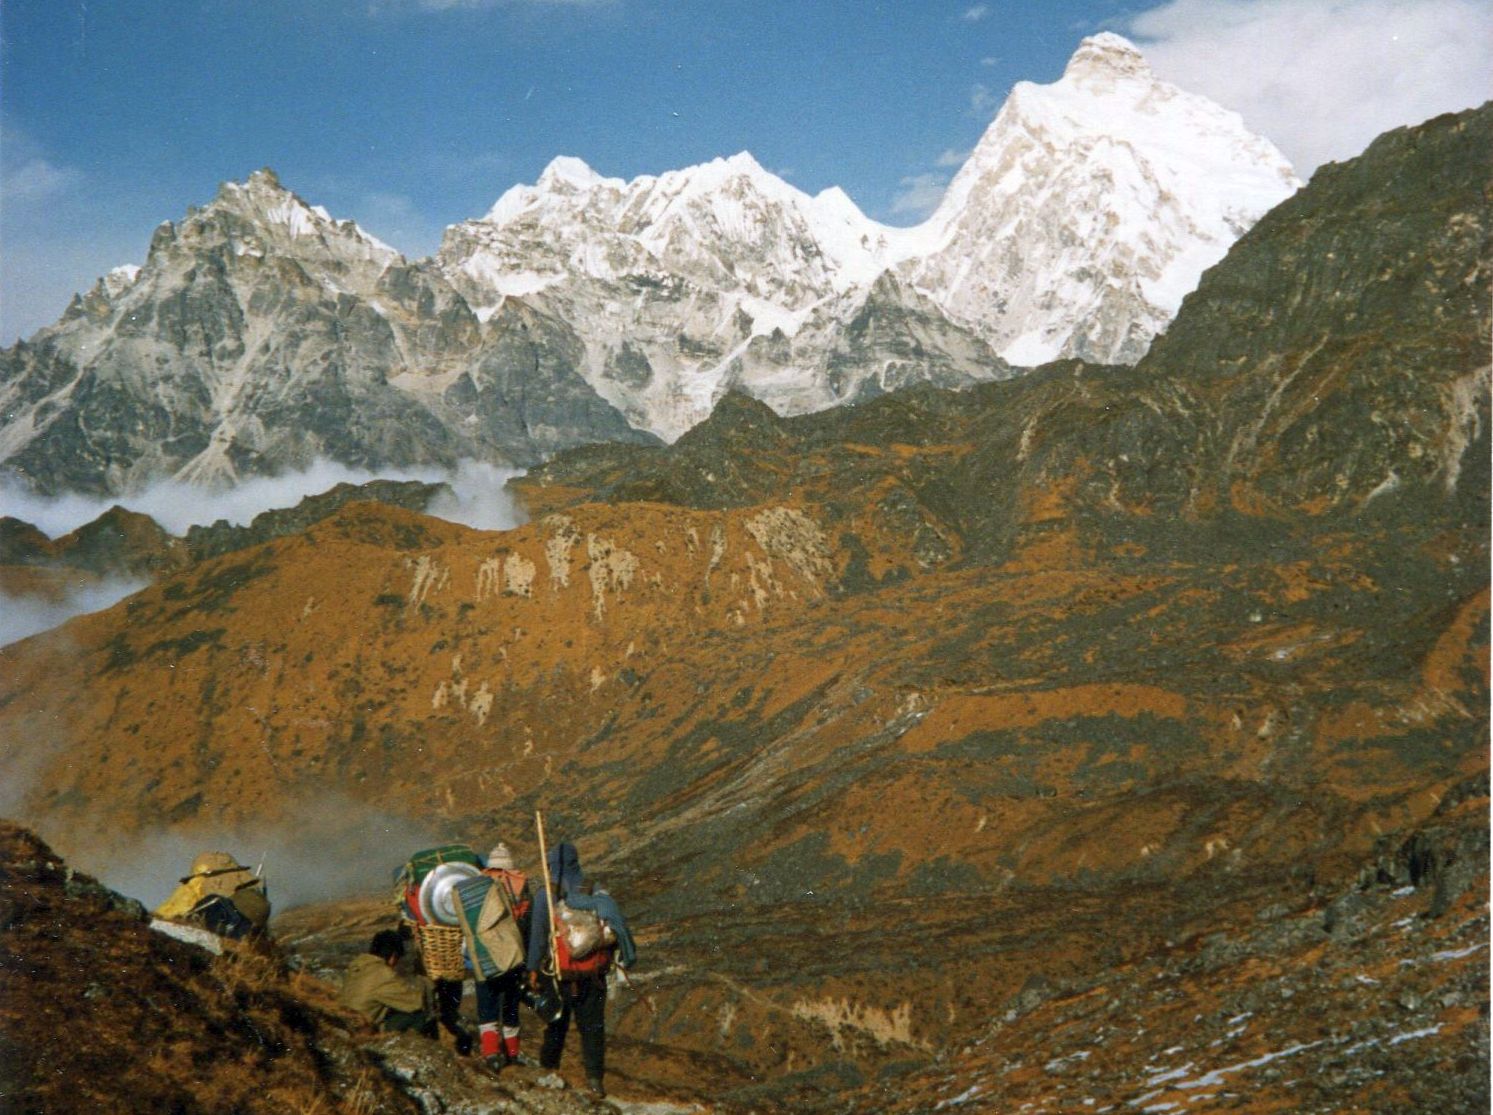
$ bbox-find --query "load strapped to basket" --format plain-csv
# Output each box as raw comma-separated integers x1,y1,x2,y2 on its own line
395,844,484,982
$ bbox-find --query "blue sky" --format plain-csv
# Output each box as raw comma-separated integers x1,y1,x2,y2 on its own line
2,0,1488,344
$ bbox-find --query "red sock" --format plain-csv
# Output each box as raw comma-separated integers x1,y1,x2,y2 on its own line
479,1027,501,1057
504,1034,520,1059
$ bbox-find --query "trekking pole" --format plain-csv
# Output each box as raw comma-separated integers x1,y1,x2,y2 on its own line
534,810,562,982
615,964,658,1016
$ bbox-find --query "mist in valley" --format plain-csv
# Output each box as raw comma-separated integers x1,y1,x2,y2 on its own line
0,458,528,647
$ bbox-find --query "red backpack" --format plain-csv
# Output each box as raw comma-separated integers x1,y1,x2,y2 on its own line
553,901,615,978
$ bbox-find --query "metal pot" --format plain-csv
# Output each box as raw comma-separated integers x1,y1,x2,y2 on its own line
417,861,482,926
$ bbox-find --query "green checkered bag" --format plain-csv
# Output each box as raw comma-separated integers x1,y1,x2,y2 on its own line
452,874,525,980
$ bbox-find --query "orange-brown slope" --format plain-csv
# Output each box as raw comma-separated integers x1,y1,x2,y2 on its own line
0,478,1484,1105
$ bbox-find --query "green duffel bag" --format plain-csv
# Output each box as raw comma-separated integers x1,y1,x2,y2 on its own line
400,844,482,886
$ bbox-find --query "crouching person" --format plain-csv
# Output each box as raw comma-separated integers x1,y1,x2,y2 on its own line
340,929,437,1036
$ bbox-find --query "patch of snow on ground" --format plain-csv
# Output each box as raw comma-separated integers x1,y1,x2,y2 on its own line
934,1085,982,1109
1387,1025,1443,1046
1171,1041,1325,1091
149,918,224,954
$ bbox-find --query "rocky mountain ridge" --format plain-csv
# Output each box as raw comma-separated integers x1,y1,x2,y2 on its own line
439,32,1298,437
0,168,652,496
1,34,1296,495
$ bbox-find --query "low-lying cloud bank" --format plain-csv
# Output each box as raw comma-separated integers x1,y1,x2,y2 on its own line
73,797,453,913
0,575,149,648
1,458,528,539
0,458,528,647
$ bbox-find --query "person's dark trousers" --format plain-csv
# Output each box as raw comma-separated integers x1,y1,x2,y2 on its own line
434,977,474,1054
383,1008,438,1038
477,968,524,1031
539,975,607,1080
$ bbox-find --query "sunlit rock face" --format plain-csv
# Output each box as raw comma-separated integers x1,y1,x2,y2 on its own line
899,33,1300,366
0,169,650,497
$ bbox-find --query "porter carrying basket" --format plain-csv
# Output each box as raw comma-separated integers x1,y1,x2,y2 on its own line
414,922,466,981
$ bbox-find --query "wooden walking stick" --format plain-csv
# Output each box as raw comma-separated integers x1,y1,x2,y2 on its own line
534,810,563,983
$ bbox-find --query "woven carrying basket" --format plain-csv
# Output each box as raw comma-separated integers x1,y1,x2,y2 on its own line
415,922,465,981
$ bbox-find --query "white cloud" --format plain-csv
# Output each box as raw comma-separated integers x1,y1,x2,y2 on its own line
0,124,118,343
963,5,990,21
0,576,148,649
1,123,84,204
891,172,949,219
1,157,82,204
0,459,528,540
71,795,451,911
936,147,972,168
345,190,446,259
1125,0,1493,175
969,83,1001,117
0,458,528,648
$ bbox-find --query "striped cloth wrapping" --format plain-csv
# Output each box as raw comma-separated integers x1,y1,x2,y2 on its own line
452,875,524,980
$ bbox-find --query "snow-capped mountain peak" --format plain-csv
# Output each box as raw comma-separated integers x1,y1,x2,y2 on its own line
906,32,1300,366
537,154,614,192
1062,30,1154,84
4,35,1309,493
204,168,403,266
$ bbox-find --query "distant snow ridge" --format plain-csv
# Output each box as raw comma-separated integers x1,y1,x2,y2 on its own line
439,32,1299,437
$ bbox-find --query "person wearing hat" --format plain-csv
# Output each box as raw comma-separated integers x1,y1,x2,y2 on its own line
154,851,270,939
476,842,533,1066
526,841,637,1099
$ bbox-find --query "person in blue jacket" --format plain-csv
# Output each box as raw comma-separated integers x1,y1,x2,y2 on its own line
527,841,637,1099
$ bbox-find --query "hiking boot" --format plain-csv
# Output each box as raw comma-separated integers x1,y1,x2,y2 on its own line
507,1050,537,1067
586,1075,606,1098
454,1030,475,1056
482,1053,506,1073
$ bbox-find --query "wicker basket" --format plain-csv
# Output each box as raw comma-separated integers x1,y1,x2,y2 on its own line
415,922,466,981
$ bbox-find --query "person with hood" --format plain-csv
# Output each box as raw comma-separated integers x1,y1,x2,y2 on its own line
153,851,270,939
340,929,437,1035
527,841,637,1099
476,842,533,1066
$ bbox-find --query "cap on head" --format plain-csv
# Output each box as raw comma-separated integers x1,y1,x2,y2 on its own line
189,851,243,877
487,843,515,870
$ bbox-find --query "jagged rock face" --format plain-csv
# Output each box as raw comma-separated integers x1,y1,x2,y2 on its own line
436,152,975,440
0,170,650,496
437,34,1296,438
